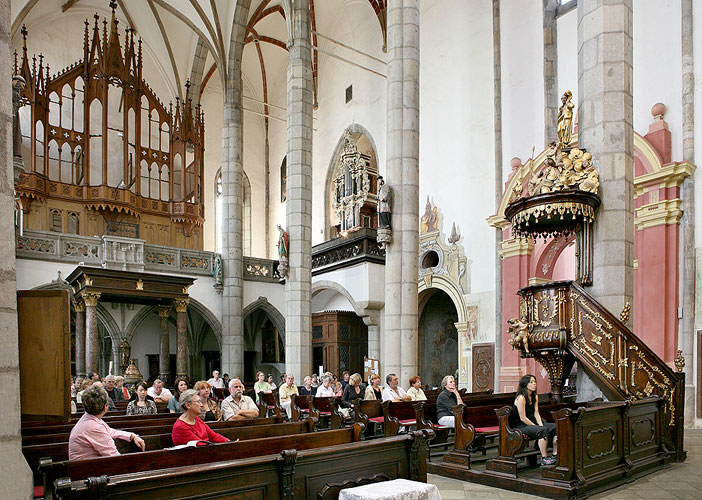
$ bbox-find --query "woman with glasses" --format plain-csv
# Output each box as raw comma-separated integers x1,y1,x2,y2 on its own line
171,389,230,446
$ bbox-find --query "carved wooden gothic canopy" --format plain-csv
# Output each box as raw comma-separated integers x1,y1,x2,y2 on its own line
13,2,205,230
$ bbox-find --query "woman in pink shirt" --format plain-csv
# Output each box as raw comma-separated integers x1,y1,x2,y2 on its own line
68,385,146,460
171,389,230,446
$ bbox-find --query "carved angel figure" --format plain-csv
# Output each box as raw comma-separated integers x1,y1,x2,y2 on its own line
507,316,535,354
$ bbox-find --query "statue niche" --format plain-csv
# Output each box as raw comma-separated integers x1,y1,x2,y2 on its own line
331,131,378,236
13,3,205,249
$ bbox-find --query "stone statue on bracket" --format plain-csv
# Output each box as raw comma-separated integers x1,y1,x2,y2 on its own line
212,253,223,293
119,339,131,374
277,224,289,279
376,176,392,248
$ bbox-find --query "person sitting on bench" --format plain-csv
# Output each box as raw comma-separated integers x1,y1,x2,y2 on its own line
512,374,557,466
68,385,146,460
436,375,463,427
279,373,299,419
406,375,427,401
382,374,412,402
172,389,230,446
316,374,335,397
221,377,259,421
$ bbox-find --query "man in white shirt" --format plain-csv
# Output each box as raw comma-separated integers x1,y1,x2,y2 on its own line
279,374,299,419
382,373,412,402
222,378,259,421
147,379,172,403
207,370,225,389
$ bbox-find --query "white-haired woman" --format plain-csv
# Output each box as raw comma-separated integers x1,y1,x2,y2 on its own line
315,374,335,397
171,389,230,446
435,375,463,428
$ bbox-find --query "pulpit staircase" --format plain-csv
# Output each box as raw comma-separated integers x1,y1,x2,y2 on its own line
515,280,686,462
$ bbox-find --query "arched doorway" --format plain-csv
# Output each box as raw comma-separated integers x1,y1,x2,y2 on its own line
243,299,286,383
418,289,459,388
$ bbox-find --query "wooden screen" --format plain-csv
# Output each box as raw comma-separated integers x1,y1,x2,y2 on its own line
18,289,71,422
472,343,495,392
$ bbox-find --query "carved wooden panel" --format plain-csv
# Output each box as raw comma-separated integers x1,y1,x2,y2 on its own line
472,343,494,392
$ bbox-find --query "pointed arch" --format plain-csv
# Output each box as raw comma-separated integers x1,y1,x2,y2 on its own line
243,297,285,342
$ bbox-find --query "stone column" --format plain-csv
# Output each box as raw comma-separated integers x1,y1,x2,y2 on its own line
83,292,101,376
157,305,171,385
174,298,189,380
577,0,633,399
74,299,86,377
0,0,34,492
284,0,314,381
384,0,420,386
543,0,559,145
220,0,251,378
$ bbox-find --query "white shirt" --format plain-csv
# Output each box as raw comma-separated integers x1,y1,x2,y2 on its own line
382,385,407,402
316,384,335,397
147,387,173,400
207,377,225,389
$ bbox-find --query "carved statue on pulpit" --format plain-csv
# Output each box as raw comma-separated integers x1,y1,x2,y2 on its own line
507,316,536,354
557,90,575,147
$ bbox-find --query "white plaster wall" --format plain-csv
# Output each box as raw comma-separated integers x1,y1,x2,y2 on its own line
188,275,221,320
420,0,496,295
557,9,578,106
243,280,286,318
311,262,386,309
101,302,140,335
692,0,702,429
500,0,545,177
633,0,682,158
15,259,79,290
311,290,354,313
129,311,176,377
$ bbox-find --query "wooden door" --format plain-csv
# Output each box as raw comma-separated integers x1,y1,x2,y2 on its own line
472,343,495,392
18,289,71,422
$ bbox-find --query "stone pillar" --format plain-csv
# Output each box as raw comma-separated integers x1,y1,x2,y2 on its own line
174,298,189,380
220,0,250,378
284,0,314,381
158,305,171,385
0,0,34,492
83,292,101,376
384,0,420,387
543,0,559,145
74,299,86,377
577,0,633,400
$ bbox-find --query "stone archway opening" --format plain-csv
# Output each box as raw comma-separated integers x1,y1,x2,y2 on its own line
243,308,285,384
418,288,459,388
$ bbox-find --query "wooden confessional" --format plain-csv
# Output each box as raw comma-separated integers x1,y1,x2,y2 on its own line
311,311,368,376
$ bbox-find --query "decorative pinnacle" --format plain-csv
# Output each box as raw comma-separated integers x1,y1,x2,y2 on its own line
109,0,117,13
620,302,631,323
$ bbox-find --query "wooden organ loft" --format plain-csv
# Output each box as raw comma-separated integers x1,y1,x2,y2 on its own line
13,4,205,249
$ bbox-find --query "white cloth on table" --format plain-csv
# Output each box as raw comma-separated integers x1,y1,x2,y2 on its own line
338,479,441,500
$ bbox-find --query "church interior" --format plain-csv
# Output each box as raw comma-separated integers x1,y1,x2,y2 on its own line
3,0,702,498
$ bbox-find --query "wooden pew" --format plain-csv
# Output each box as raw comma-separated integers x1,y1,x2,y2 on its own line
354,399,385,437
260,389,283,420
52,429,433,500
382,400,417,437
313,396,343,429
40,424,367,500
290,394,319,422
24,419,316,484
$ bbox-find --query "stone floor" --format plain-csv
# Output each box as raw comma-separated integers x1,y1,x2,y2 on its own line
427,429,702,500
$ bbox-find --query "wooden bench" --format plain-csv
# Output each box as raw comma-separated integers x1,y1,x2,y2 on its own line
354,399,385,437
382,400,417,437
290,394,319,422
313,396,343,429
52,429,433,500
40,424,367,500
260,389,283,420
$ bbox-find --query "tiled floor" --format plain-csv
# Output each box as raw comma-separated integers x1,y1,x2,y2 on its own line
427,429,702,500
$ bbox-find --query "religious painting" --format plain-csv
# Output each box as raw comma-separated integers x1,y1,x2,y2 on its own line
261,320,285,364
418,289,458,387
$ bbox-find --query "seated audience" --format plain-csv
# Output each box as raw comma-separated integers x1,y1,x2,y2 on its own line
342,373,364,408
104,375,125,402
207,370,225,389
114,375,130,399
333,381,343,396
382,373,412,402
172,390,230,446
436,375,463,428
279,373,299,419
299,376,314,395
147,378,172,403
310,374,319,388
315,374,335,397
364,373,383,400
194,380,222,421
68,385,145,460
222,373,230,388
71,377,83,398
92,381,117,410
221,378,259,421
340,371,350,389
89,372,100,382
512,374,558,466
168,377,188,413
267,373,277,390
406,376,427,401
76,379,91,403
126,382,157,415
254,371,271,402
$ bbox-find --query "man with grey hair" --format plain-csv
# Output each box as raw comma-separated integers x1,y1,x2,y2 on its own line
103,375,125,402
221,377,259,421
382,373,411,402
147,379,172,403
436,375,463,427
92,381,117,411
207,370,225,389
279,373,299,419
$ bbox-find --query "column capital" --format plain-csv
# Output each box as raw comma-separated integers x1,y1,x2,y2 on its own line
498,237,534,259
74,299,86,313
173,298,190,313
157,304,171,318
83,292,101,307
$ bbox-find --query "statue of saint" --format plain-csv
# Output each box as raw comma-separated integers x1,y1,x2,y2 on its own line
557,90,575,147
119,339,131,372
377,176,392,229
212,253,223,287
277,224,289,258
420,197,438,234
12,76,27,164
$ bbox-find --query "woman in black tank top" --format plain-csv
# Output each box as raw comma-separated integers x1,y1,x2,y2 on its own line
513,374,557,466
